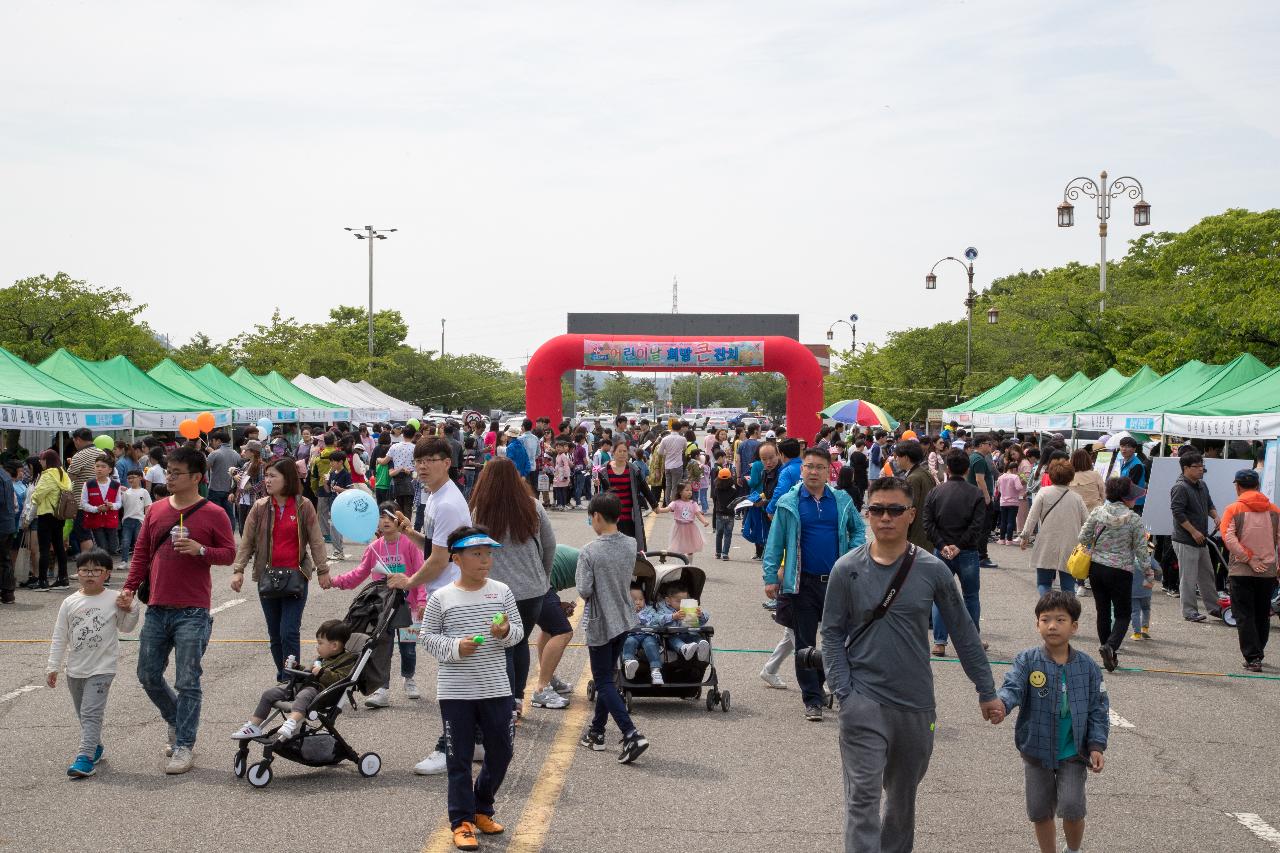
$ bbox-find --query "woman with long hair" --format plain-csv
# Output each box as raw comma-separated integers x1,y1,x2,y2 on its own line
230,458,329,680
236,443,267,532
24,449,70,589
468,458,564,711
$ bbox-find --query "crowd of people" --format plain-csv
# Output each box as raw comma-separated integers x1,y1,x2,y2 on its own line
11,413,1280,851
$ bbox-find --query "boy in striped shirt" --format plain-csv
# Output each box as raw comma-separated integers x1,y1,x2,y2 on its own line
421,526,525,851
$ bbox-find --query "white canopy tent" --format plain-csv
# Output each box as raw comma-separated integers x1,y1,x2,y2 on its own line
292,374,390,423
353,380,422,420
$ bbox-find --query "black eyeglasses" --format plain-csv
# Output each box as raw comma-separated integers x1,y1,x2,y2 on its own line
866,504,911,518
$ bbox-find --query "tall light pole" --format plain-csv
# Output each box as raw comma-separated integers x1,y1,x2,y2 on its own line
925,247,985,393
1057,171,1150,313
344,225,397,375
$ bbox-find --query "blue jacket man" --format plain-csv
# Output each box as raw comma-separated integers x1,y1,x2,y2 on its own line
762,447,866,718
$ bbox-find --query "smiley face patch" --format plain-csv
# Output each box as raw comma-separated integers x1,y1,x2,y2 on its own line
1028,670,1047,689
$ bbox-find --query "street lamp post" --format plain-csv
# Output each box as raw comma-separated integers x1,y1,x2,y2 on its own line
924,247,982,393
826,314,858,351
1057,171,1150,313
344,225,397,375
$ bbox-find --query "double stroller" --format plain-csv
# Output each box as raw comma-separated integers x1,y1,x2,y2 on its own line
233,586,404,788
586,550,730,713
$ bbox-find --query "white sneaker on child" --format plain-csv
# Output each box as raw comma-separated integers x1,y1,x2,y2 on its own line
623,659,639,680
275,719,298,741
230,722,263,740
695,639,710,662
680,643,697,661
650,669,664,685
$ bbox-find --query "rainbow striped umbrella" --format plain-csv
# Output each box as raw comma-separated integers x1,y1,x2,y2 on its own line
820,399,899,429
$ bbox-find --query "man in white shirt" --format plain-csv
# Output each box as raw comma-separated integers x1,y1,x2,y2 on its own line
659,424,690,507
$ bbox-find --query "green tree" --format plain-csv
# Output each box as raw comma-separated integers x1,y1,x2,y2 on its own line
599,372,638,414
172,332,235,372
0,272,167,364
579,372,599,410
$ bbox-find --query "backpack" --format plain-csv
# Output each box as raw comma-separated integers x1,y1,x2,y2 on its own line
686,459,703,484
505,435,530,475
54,479,79,521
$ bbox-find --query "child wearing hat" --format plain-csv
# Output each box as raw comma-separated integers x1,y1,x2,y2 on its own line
420,525,524,850
711,450,738,560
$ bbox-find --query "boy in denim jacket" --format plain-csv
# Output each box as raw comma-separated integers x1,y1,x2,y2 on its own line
999,591,1110,853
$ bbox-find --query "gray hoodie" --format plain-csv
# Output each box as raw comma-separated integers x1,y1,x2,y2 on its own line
575,531,638,646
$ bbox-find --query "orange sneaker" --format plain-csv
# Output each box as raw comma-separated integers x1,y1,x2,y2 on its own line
452,822,479,850
473,814,505,835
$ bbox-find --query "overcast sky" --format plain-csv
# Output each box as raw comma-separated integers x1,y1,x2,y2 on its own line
3,1,1276,371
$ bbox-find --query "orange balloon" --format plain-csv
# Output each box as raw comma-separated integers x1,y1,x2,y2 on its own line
901,430,917,440
195,411,216,433
178,419,201,440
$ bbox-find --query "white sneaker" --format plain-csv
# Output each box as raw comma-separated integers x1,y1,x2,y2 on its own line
695,639,710,662
413,750,447,775
530,686,569,709
364,687,390,709
549,675,574,695
230,722,263,740
403,677,420,699
650,669,664,685
623,659,639,680
165,746,194,775
275,719,299,741
759,669,787,689
680,643,697,661
329,550,346,561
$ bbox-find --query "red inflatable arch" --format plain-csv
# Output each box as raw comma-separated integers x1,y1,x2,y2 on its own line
526,334,823,442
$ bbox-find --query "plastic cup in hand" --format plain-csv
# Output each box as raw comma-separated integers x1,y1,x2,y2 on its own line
170,525,189,544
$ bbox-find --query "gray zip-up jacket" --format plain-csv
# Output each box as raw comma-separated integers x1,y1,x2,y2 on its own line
575,531,638,646
1169,473,1215,546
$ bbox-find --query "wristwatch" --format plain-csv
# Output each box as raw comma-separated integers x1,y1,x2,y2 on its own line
198,544,207,557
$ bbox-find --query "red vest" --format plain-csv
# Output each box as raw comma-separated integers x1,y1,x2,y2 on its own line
83,480,121,529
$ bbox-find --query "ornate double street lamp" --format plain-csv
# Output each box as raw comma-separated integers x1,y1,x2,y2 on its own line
1057,171,1150,313
925,247,991,393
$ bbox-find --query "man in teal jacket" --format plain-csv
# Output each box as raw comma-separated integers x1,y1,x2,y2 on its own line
763,447,866,720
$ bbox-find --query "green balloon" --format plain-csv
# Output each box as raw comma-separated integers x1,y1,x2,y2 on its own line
93,435,114,450
407,418,420,430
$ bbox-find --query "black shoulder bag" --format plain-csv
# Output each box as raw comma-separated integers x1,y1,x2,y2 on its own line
137,498,209,604
845,545,918,649
258,499,308,600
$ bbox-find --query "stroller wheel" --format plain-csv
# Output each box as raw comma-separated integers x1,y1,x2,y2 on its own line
586,681,596,702
720,690,731,713
1222,607,1237,627
247,761,273,788
358,752,382,778
706,689,718,712
233,750,247,779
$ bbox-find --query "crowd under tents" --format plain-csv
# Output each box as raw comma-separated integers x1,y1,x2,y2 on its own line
0,345,420,441
943,353,1280,439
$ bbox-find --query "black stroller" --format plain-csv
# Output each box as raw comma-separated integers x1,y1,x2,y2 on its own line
587,550,730,713
233,591,402,787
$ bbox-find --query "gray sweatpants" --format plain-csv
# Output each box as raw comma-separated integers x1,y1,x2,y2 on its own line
318,495,344,554
66,674,114,760
663,467,684,507
1173,541,1219,618
839,688,936,853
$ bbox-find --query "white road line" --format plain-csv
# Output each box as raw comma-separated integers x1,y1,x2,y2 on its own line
210,598,246,615
1228,813,1280,846
0,685,40,704
1108,709,1136,729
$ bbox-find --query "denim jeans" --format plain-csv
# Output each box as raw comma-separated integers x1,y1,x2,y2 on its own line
790,572,829,708
119,518,141,564
714,514,733,556
695,488,708,512
260,584,309,681
589,632,638,737
462,469,477,498
931,549,981,644
622,632,663,669
1035,568,1077,597
572,470,590,505
136,605,213,749
206,489,236,532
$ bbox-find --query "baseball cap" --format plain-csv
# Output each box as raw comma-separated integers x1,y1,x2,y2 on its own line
1233,469,1261,488
764,430,776,439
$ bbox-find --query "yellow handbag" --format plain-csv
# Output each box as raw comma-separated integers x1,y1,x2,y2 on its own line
1066,545,1092,580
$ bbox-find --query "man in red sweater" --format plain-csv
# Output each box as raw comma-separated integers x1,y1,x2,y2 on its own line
119,445,236,774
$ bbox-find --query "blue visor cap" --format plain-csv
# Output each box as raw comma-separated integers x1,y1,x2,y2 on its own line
450,534,504,553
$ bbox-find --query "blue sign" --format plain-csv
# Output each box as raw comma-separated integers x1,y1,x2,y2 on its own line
1124,417,1157,432
84,413,128,428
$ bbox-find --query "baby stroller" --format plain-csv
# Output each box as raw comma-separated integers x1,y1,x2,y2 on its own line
587,551,730,713
233,594,401,788
1202,533,1238,627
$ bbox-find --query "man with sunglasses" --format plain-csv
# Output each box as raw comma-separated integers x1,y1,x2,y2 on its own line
822,476,1002,852
763,447,865,721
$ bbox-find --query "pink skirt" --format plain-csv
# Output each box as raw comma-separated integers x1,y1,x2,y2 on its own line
669,519,704,555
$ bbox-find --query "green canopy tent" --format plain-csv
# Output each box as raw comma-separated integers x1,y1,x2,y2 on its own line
148,359,269,425
1015,367,1161,432
38,350,233,432
1164,363,1280,439
941,376,1021,424
968,375,1056,431
0,346,132,431
233,368,350,423
187,363,299,425
1010,372,1093,431
1077,354,1271,433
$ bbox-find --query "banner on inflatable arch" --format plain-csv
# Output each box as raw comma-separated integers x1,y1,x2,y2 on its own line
584,339,765,369
0,406,133,431
134,410,233,431
1162,412,1280,440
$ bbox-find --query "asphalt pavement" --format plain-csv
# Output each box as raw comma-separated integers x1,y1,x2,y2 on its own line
2,506,1278,853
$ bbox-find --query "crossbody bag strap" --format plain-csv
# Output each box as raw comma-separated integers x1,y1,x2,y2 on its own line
1040,492,1066,524
845,545,918,649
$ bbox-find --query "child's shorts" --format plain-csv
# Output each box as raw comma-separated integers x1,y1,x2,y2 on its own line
1023,756,1087,822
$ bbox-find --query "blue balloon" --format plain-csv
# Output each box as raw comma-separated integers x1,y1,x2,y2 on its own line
257,416,273,436
330,489,378,542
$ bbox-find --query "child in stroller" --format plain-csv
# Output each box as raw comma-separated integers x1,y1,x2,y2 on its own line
230,619,357,743
622,580,711,684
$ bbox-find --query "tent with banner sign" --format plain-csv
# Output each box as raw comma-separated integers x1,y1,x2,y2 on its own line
1163,363,1280,439
230,368,351,423
148,359,281,425
968,375,1059,430
943,375,1037,426
1010,372,1092,431
37,350,233,432
292,375,390,423
353,380,422,421
0,346,132,432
